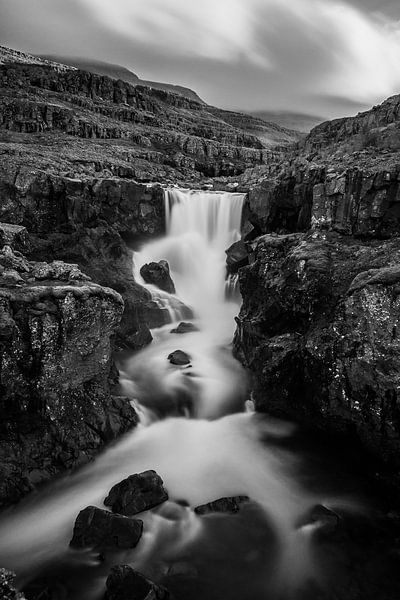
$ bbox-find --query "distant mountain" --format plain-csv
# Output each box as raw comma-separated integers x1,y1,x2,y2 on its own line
36,52,300,149
251,111,324,133
40,55,205,104
209,107,300,148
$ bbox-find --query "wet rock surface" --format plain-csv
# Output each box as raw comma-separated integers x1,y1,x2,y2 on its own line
225,240,249,274
104,470,168,516
167,350,191,366
105,565,171,600
170,322,199,334
194,496,250,515
140,260,176,294
70,506,143,550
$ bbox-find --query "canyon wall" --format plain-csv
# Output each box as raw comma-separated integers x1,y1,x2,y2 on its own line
234,95,400,474
0,227,138,507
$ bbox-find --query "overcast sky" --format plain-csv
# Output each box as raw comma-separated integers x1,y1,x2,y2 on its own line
1,0,400,118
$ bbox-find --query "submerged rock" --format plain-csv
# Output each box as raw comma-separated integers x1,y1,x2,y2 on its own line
170,322,199,334
194,496,250,515
105,565,171,600
70,506,143,550
104,470,168,516
168,350,191,366
140,260,176,294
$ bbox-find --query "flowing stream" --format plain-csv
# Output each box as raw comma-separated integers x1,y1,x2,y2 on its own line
0,188,365,599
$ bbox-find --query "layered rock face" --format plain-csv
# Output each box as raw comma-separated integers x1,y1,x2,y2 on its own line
0,61,285,184
234,97,400,471
0,165,174,348
302,93,400,153
0,233,137,507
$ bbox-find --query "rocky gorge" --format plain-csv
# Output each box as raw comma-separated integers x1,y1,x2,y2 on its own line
1,45,400,600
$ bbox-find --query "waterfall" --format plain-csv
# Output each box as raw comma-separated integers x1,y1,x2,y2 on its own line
134,188,245,335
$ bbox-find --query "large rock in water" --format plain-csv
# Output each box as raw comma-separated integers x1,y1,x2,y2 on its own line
105,565,171,600
170,322,199,334
234,231,400,467
194,496,250,515
140,260,176,294
168,350,191,365
69,506,143,550
0,243,138,507
104,470,168,516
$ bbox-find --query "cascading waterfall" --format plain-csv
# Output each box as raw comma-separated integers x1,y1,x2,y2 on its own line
0,188,358,600
134,188,245,336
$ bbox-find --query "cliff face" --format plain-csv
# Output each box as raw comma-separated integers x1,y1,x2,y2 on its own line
235,232,400,466
0,61,287,184
0,166,177,348
302,94,400,154
0,229,137,507
234,97,400,472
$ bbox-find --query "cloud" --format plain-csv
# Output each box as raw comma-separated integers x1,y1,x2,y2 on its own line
2,0,400,116
79,0,400,110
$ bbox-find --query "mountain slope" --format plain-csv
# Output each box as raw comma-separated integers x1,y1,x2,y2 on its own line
210,108,301,148
40,54,205,104
302,93,400,153
251,110,324,133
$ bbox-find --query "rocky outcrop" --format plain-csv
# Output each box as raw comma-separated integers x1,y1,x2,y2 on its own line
104,470,168,516
302,94,400,154
0,242,137,507
170,322,199,334
194,496,250,515
0,169,173,348
70,506,143,550
234,231,400,466
168,350,191,366
225,240,249,274
140,260,175,294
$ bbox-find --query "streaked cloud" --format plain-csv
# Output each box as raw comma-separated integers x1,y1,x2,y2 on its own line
1,0,400,117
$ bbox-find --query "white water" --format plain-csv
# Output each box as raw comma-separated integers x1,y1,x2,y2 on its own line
133,188,244,337
0,188,354,599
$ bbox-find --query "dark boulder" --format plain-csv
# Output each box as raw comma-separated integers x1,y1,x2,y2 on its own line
168,350,191,366
194,496,250,515
170,322,199,334
69,506,143,550
105,565,171,600
225,240,249,274
140,260,176,294
104,470,168,516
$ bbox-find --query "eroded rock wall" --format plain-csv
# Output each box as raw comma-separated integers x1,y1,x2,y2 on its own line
0,238,137,507
235,185,400,468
